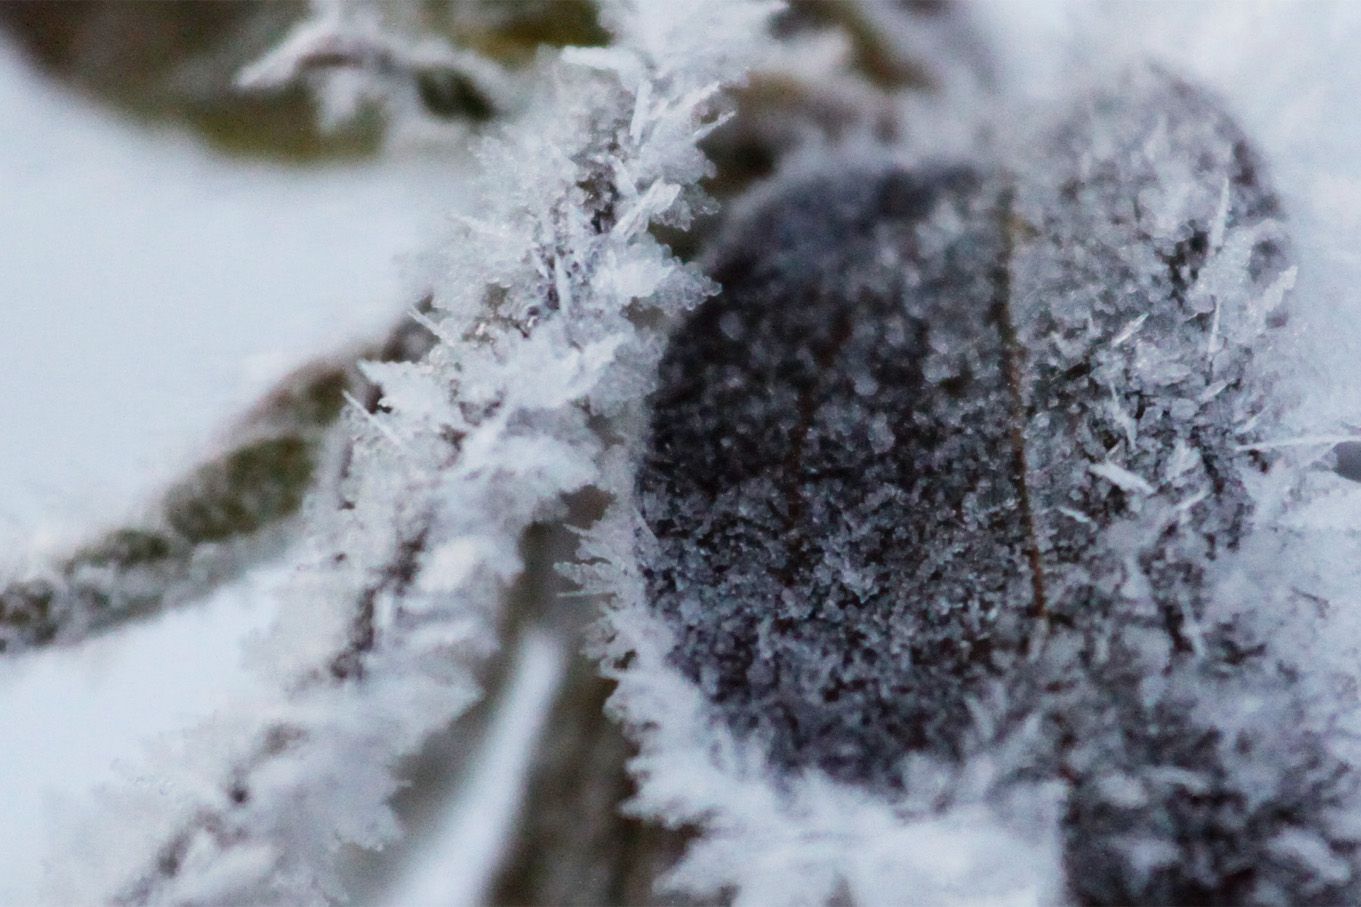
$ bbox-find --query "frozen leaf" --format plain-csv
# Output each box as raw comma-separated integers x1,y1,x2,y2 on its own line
615,64,1361,904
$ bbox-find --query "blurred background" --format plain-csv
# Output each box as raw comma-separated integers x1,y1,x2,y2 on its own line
0,4,568,903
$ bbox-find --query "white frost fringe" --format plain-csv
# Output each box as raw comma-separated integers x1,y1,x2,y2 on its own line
583,484,1065,907
52,2,772,904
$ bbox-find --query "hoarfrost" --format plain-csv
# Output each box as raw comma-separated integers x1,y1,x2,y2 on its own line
604,54,1361,907
237,0,516,142
17,3,1361,905
50,2,771,904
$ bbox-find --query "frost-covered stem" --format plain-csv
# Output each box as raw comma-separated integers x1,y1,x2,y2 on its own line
73,5,771,904
370,515,686,904
237,0,518,127
0,314,432,656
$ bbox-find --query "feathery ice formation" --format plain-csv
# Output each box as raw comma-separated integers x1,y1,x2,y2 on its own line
637,67,1356,903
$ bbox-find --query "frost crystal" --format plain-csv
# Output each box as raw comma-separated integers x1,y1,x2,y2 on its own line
615,65,1361,903
641,164,1022,787
56,3,771,904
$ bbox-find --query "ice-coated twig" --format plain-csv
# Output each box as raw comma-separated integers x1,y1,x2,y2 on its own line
58,3,772,904
0,315,432,658
379,629,568,906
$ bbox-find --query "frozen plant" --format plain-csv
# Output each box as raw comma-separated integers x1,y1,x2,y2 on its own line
0,319,433,657
605,62,1361,907
47,2,774,904
237,0,516,136
11,2,1361,905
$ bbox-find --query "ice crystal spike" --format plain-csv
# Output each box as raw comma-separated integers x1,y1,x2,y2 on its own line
1008,70,1291,661
1007,70,1347,907
638,67,1354,904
